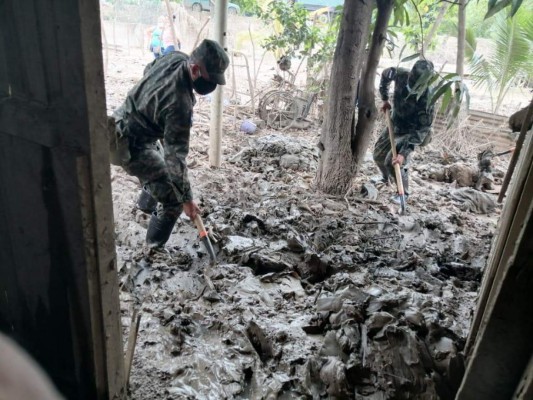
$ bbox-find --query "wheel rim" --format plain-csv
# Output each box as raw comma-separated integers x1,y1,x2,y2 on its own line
259,91,299,130
318,14,329,24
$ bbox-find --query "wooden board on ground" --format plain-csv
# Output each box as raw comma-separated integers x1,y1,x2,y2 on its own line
434,109,514,152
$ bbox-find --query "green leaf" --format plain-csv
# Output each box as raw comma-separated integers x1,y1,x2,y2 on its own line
411,70,436,100
510,0,524,17
439,88,452,114
441,72,462,81
465,27,477,60
400,53,420,63
429,81,454,108
471,10,532,111
485,0,512,20
393,5,405,26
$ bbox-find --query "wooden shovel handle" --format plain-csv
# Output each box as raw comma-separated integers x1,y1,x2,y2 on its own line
385,109,397,158
193,214,208,238
385,110,405,195
393,164,405,196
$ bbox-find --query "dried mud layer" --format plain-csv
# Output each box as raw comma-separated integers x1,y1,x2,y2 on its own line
107,51,508,400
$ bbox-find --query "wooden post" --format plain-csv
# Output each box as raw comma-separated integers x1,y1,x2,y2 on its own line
164,0,179,49
101,23,109,74
498,98,533,203
209,0,228,168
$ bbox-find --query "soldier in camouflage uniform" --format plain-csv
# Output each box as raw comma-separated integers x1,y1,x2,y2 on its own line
110,39,229,248
373,59,435,203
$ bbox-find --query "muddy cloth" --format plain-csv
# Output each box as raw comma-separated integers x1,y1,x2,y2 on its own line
374,66,435,193
113,52,195,217
449,188,497,214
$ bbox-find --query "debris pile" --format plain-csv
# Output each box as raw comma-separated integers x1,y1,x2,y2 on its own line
110,127,503,399
229,134,319,172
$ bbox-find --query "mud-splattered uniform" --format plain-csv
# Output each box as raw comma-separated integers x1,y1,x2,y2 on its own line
113,52,195,219
373,66,435,192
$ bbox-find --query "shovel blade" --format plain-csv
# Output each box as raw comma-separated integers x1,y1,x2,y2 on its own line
201,236,217,264
399,195,407,215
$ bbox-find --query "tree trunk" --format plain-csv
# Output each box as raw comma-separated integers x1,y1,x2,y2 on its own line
352,0,394,176
422,3,451,55
456,0,466,77
316,0,373,194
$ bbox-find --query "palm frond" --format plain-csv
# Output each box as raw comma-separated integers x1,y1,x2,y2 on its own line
464,27,477,60
468,8,533,112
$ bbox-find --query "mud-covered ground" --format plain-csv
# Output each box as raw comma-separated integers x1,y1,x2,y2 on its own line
106,50,510,399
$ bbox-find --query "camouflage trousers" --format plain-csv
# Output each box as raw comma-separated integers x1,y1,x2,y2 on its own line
106,116,182,219
122,140,183,219
373,127,410,193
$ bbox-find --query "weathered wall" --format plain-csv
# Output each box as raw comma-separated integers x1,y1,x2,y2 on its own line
0,0,124,398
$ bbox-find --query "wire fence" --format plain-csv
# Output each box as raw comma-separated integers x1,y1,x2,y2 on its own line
101,1,211,54
100,1,282,116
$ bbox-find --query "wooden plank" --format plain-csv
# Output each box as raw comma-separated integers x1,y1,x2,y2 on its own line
467,132,533,353
433,109,515,151
11,0,48,103
0,0,125,398
498,100,533,202
124,310,142,387
468,109,508,119
457,133,533,399
514,354,533,399
0,100,69,148
0,1,28,97
469,110,506,118
0,7,8,98
0,134,51,330
78,0,126,397
33,0,63,99
0,135,99,399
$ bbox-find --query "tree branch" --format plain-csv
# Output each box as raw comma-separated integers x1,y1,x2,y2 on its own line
410,0,425,58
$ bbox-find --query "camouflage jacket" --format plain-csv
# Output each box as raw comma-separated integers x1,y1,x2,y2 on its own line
114,52,195,203
379,67,435,157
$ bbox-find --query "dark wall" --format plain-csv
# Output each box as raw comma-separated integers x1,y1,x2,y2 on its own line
0,139,94,398
0,0,122,398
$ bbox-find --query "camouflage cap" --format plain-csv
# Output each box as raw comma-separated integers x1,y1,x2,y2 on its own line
193,39,230,85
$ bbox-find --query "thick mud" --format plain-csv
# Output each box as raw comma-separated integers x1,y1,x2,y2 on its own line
111,121,508,399
103,45,511,400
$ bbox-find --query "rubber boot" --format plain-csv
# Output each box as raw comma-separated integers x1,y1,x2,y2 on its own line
137,187,157,214
391,168,410,204
146,213,177,248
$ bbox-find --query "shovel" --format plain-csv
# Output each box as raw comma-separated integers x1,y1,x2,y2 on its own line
168,179,219,296
193,214,218,294
385,109,407,215
193,214,217,264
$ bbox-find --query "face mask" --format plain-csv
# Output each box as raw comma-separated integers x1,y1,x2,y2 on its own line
193,77,217,95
